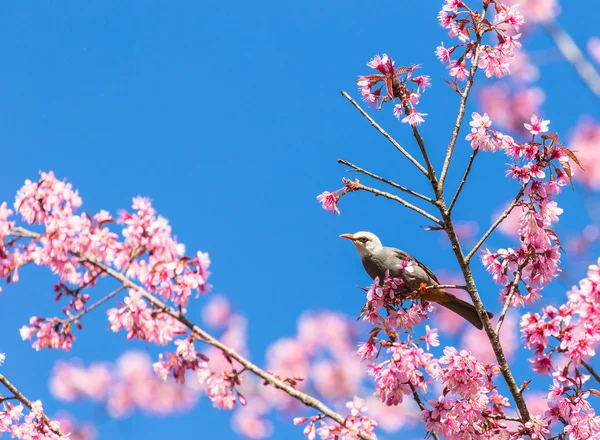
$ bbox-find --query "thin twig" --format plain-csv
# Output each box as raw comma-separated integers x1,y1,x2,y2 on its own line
340,91,429,177
495,269,523,335
543,21,600,98
466,186,526,264
338,158,434,203
582,360,600,383
350,181,443,225
408,383,440,440
448,149,478,213
62,285,127,326
405,109,438,184
438,10,487,192
0,373,62,436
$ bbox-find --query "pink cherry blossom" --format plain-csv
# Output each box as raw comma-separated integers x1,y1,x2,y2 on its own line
524,114,550,135
402,108,427,126
316,191,340,215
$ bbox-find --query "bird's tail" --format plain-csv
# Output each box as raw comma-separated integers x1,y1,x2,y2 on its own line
427,289,494,330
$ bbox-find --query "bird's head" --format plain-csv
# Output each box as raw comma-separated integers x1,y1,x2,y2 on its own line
339,231,383,257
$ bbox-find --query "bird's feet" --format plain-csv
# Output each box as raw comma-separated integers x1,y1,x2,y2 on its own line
418,282,429,296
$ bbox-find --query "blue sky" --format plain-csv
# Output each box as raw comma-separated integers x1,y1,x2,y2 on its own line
1,1,599,439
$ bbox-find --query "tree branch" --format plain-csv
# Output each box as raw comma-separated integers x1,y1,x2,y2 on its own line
340,91,429,177
348,181,443,225
338,159,435,203
438,11,487,192
448,149,478,213
0,372,62,436
438,209,531,422
465,186,526,264
495,269,523,335
543,21,600,98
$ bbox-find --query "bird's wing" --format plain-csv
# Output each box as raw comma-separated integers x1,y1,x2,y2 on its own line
392,248,440,284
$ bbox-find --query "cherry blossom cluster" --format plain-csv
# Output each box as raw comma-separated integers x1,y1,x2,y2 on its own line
522,257,600,375
0,400,67,440
478,114,581,308
294,397,378,440
360,265,432,332
437,1,524,81
53,412,95,440
316,178,361,216
356,54,430,125
0,172,211,352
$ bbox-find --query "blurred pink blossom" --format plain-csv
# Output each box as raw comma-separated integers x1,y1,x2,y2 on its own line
589,37,600,65
505,0,560,23
478,83,545,133
49,351,199,419
53,412,96,440
461,312,518,364
569,117,600,188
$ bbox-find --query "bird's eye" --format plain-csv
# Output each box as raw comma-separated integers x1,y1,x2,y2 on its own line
360,237,368,243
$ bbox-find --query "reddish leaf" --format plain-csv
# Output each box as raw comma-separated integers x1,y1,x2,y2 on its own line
541,133,559,144
545,229,566,253
560,146,585,170
560,159,575,190
395,66,413,75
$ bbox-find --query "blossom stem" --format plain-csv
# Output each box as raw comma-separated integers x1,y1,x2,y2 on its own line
0,372,62,436
337,159,435,203
543,21,600,98
448,149,478,213
340,90,429,176
465,185,526,264
346,181,443,225
408,383,440,440
495,269,523,335
438,6,488,193
62,285,128,327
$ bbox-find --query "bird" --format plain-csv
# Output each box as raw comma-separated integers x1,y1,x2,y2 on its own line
339,231,494,330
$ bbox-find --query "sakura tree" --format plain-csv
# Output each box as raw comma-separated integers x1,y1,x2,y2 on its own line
1,0,600,439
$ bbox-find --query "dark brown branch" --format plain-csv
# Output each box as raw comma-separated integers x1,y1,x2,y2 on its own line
448,149,478,213
338,159,434,203
349,181,443,225
340,91,429,176
439,209,531,422
544,21,600,98
465,186,526,264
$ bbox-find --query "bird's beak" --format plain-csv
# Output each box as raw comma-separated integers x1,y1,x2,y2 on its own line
339,233,356,241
